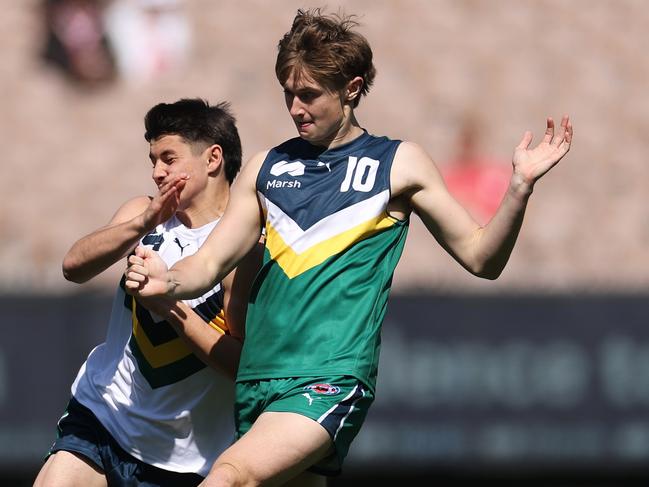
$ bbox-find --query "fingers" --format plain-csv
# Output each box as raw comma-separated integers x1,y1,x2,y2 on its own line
156,180,181,203
542,117,555,144
515,115,573,155
157,173,183,193
125,264,148,288
169,175,188,194
124,277,144,292
164,173,189,191
154,174,188,203
152,175,187,215
552,115,572,149
516,130,533,151
561,116,573,148
125,271,146,287
125,251,148,291
530,115,572,151
124,273,147,291
128,251,145,267
559,114,569,130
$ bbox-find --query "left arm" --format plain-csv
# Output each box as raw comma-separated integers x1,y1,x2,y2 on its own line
393,116,572,278
137,238,264,380
139,296,242,380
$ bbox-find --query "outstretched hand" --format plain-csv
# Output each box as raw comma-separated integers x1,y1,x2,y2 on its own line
512,115,573,187
124,246,171,297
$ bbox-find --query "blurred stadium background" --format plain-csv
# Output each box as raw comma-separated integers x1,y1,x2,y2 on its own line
1,0,648,485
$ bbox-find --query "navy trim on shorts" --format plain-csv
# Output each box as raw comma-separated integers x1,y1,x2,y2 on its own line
317,383,366,441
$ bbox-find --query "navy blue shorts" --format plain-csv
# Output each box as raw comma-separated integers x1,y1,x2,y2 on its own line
47,397,204,487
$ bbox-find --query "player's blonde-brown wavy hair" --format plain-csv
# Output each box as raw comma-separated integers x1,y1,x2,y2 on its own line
275,8,376,108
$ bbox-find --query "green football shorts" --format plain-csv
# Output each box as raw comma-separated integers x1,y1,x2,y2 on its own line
235,376,374,476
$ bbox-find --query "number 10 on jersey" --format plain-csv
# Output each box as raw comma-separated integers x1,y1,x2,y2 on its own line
340,156,379,193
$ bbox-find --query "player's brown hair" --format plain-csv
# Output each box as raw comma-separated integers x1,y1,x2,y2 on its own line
275,8,376,108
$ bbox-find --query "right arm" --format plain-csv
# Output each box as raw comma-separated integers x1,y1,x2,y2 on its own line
391,116,572,279
62,174,186,283
125,151,267,299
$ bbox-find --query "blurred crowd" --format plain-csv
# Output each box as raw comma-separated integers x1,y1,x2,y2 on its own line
2,0,648,294
40,0,191,87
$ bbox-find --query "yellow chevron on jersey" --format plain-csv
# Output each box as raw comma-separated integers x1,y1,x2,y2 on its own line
265,212,397,279
263,190,395,278
131,301,193,368
208,313,228,335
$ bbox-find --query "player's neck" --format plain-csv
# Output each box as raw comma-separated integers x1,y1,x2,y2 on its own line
176,184,229,228
327,113,364,149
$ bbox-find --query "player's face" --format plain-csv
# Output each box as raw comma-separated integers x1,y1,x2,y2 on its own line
283,70,347,147
149,134,209,208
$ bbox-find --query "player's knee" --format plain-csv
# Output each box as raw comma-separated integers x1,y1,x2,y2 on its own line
209,461,258,487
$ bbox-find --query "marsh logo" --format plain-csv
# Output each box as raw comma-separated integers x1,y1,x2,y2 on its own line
267,179,301,189
270,160,305,177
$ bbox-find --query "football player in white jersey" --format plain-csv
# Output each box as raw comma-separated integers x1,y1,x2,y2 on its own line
34,98,262,487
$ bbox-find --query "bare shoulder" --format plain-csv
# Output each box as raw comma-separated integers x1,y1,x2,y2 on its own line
395,140,428,158
244,149,271,172
117,195,151,214
391,140,444,196
235,149,271,186
108,195,151,225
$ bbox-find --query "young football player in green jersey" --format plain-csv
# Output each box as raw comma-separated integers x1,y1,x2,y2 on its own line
125,8,573,487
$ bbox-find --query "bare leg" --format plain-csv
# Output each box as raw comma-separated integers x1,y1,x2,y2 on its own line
33,451,107,487
199,411,333,487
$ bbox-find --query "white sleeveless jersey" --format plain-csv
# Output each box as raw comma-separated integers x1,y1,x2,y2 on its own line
71,215,234,476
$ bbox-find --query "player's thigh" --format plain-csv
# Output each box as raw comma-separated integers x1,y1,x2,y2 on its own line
33,450,107,487
215,411,333,486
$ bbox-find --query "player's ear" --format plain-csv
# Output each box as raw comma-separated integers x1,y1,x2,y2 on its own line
207,144,223,173
345,76,364,103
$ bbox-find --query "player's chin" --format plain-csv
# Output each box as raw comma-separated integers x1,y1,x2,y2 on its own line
297,129,325,145
295,121,315,136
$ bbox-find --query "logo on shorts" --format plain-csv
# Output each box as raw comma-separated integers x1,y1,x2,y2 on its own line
303,383,341,395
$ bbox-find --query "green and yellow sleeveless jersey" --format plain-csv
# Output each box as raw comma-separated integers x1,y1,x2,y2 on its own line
237,131,409,392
